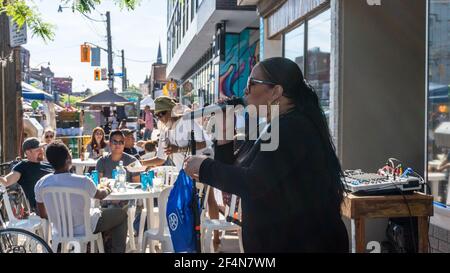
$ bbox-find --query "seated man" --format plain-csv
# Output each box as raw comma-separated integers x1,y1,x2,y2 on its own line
97,130,141,182
122,129,145,160
0,137,53,211
34,142,128,253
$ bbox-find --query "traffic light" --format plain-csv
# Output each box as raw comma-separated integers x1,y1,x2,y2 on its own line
94,69,101,81
81,44,91,63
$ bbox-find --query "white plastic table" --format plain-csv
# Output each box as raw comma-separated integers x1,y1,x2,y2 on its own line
103,185,172,252
72,158,98,175
427,172,446,198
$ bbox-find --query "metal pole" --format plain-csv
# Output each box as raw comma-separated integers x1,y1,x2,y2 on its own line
121,49,127,91
106,11,114,92
1,51,5,163
190,111,201,253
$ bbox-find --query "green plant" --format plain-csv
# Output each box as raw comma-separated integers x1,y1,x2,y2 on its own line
0,0,141,42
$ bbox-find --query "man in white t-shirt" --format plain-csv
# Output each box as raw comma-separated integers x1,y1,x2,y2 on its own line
141,97,212,170
35,142,128,253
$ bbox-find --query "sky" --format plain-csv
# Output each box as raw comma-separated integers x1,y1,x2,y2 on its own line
25,0,167,94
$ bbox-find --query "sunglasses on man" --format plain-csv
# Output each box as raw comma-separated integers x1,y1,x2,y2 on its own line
45,134,54,139
111,139,125,145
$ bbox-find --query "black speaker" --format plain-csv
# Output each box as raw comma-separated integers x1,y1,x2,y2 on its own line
386,217,418,253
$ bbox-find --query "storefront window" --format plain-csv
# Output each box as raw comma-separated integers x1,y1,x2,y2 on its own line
284,24,305,72
306,9,331,115
427,0,450,205
283,8,331,121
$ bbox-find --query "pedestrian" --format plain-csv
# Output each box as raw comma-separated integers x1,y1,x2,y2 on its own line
139,105,154,141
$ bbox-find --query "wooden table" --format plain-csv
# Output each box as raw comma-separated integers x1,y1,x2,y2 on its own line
341,192,433,253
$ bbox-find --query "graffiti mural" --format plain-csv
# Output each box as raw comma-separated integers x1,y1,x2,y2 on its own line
219,29,259,98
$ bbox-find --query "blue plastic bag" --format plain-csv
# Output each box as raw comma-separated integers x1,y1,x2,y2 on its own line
166,169,200,253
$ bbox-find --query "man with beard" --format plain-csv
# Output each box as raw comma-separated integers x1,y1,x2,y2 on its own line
0,137,54,211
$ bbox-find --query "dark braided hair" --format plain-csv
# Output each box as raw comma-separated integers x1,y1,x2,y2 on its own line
258,57,345,208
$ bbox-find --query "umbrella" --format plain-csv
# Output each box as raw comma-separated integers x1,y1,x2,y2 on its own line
76,90,134,107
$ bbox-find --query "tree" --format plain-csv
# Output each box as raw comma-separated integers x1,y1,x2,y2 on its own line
127,84,140,92
0,0,141,41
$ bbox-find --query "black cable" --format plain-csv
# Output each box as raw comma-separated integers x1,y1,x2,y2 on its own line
80,12,106,23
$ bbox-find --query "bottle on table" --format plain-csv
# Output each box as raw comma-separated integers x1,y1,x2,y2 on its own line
80,146,85,161
116,161,127,193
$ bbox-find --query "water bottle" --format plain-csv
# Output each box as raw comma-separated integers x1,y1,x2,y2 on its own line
91,170,99,186
147,170,154,189
117,161,127,193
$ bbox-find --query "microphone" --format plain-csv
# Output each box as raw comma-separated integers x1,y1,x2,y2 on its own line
182,97,247,120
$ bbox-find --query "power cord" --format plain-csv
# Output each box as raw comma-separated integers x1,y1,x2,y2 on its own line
388,176,418,253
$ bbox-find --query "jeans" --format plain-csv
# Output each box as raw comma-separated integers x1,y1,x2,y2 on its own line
143,128,152,140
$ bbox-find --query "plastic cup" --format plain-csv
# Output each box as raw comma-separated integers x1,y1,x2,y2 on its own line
100,177,109,187
84,152,90,161
153,177,163,191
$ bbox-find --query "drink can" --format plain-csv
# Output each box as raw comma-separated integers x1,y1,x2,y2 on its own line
140,172,148,191
91,170,99,186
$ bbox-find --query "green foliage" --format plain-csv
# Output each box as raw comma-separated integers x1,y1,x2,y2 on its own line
0,0,55,42
60,94,83,106
0,0,140,42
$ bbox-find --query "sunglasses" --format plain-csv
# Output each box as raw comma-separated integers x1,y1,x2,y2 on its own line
95,132,104,136
246,78,277,91
111,139,125,145
156,111,167,118
45,134,54,139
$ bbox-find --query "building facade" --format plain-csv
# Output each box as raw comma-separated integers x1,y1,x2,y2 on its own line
166,0,258,105
149,43,168,99
29,66,54,94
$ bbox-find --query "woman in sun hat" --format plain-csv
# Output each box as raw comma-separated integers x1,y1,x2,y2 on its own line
141,96,212,171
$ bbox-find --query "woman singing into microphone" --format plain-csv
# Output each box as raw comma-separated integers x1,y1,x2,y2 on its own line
184,57,349,253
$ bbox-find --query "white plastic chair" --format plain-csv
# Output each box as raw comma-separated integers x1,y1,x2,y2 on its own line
141,186,173,253
0,185,47,241
136,166,178,251
201,188,244,253
41,187,104,253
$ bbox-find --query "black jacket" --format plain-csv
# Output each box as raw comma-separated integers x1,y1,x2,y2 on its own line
199,108,349,253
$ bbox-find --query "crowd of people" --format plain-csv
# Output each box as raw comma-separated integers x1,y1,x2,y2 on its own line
0,93,226,252
1,57,349,253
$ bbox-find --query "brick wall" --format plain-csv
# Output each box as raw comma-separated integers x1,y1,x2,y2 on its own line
216,0,255,11
429,224,450,253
